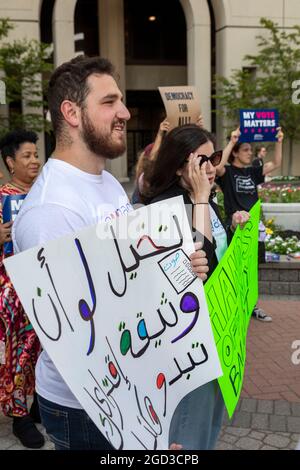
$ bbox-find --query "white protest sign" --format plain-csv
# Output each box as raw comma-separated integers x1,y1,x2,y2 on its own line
5,196,222,450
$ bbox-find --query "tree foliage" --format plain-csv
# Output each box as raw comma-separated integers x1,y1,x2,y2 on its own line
215,18,300,174
0,18,53,136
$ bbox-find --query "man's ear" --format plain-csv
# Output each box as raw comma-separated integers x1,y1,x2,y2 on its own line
60,100,80,128
176,168,183,176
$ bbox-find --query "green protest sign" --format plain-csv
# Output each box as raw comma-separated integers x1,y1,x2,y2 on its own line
204,200,261,417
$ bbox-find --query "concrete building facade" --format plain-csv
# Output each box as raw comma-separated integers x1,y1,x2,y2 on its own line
0,0,300,179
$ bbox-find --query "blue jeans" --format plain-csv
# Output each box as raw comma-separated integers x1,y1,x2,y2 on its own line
168,380,225,450
37,395,114,450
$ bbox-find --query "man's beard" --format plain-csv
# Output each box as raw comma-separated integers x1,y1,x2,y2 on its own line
81,109,126,160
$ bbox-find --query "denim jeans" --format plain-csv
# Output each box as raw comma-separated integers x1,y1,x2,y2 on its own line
168,380,225,450
37,395,114,450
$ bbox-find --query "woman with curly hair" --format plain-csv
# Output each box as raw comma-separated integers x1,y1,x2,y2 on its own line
0,129,44,448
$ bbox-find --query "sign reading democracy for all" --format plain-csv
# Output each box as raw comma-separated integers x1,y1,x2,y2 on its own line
5,197,222,450
204,201,260,417
158,86,201,128
239,109,279,142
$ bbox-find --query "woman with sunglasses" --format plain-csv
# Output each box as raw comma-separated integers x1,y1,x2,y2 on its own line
143,124,249,450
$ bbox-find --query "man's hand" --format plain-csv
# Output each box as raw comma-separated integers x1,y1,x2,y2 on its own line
190,241,209,282
169,443,183,450
0,221,12,246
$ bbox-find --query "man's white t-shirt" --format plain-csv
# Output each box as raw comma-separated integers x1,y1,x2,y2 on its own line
13,158,132,409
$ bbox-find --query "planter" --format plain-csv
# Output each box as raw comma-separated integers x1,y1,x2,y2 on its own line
259,258,300,296
262,203,300,231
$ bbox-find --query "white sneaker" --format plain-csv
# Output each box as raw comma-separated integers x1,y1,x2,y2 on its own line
252,307,272,322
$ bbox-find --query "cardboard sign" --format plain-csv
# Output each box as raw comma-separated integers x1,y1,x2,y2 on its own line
239,109,279,142
158,86,201,128
204,201,260,417
5,196,222,450
1,194,26,255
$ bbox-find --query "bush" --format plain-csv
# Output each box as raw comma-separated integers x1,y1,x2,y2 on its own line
265,235,300,255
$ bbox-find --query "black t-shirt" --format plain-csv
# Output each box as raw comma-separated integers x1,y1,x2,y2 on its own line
252,157,263,168
217,164,265,221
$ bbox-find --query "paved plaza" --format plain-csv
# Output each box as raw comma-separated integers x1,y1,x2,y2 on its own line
0,297,299,451
216,297,300,450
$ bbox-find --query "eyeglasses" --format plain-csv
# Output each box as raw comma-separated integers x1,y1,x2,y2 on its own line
185,150,223,167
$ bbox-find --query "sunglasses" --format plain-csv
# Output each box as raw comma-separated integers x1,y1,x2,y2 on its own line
185,150,223,167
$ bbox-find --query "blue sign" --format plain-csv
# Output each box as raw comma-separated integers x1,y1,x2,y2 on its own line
239,109,279,142
2,194,26,255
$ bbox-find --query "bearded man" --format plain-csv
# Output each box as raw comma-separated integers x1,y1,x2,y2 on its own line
13,56,208,450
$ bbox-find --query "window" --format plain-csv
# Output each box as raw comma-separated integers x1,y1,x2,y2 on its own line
124,0,186,65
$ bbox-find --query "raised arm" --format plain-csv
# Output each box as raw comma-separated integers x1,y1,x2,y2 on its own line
263,127,284,176
187,155,213,243
216,127,240,177
149,118,170,161
196,114,204,129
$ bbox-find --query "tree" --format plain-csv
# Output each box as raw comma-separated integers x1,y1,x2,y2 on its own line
0,18,53,136
215,18,300,175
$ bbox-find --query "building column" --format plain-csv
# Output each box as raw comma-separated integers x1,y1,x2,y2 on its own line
52,0,77,67
98,0,129,182
180,0,211,130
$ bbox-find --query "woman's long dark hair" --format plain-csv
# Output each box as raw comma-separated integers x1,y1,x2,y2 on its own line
143,124,215,201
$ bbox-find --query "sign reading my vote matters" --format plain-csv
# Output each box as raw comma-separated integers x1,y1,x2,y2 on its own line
2,194,26,255
239,109,279,142
4,196,222,450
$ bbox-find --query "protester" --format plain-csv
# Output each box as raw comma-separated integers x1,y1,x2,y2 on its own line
216,127,284,321
252,145,267,167
144,124,250,449
131,118,170,204
12,56,210,450
132,115,205,205
0,129,44,448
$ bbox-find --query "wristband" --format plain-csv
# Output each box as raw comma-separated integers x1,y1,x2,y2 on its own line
194,202,209,205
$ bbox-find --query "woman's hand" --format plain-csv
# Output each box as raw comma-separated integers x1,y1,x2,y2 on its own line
187,154,211,203
196,114,204,129
231,211,250,231
0,221,13,246
190,242,209,282
159,118,171,136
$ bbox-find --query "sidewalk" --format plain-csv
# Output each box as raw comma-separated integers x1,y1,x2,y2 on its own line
0,297,299,450
216,297,300,450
